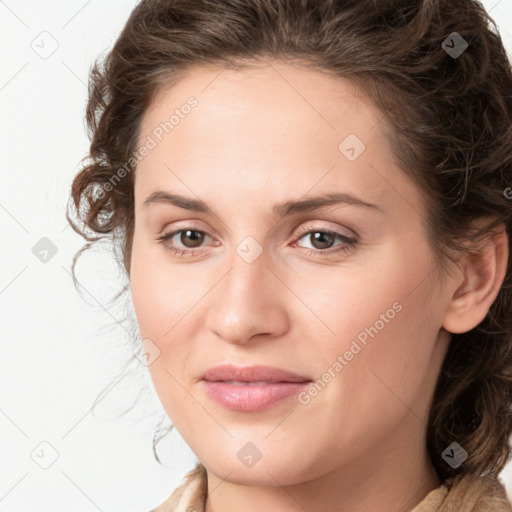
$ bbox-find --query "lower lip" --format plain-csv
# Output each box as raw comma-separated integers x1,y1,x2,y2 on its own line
201,380,311,412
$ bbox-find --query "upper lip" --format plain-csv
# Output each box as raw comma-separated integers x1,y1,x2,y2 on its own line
201,364,312,383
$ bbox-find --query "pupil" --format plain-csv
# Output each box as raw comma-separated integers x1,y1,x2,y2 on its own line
182,230,203,248
312,232,333,249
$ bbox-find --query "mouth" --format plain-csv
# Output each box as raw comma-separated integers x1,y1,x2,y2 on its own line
200,364,313,412
201,364,312,383
216,380,291,386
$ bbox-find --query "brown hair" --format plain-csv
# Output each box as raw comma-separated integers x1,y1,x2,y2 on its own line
66,0,512,487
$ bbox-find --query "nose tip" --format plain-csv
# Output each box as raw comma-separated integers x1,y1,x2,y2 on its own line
204,258,289,345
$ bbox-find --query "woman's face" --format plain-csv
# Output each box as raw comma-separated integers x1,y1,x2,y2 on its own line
130,60,453,485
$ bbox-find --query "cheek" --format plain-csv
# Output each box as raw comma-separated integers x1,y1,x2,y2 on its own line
302,235,440,390
289,241,436,363
322,292,441,465
341,293,438,404
130,233,198,339
316,256,442,434
129,235,211,418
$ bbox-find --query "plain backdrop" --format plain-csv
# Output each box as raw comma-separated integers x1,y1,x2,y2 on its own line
1,0,511,510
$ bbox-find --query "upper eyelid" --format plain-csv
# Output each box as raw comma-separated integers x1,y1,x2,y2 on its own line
294,222,357,239
155,207,362,237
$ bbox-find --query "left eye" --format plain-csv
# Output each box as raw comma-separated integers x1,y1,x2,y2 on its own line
157,229,211,255
294,229,356,252
156,227,357,257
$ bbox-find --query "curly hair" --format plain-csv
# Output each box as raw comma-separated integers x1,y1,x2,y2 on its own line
66,0,512,487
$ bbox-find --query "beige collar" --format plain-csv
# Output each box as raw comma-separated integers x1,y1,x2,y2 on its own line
152,463,512,512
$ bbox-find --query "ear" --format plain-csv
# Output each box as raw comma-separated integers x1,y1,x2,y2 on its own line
442,224,509,334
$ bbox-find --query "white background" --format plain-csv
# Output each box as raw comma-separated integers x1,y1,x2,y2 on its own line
1,0,511,510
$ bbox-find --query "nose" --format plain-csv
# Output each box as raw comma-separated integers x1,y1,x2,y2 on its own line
204,244,289,345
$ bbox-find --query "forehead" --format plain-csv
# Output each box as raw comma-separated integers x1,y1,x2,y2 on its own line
133,60,422,223
139,60,382,144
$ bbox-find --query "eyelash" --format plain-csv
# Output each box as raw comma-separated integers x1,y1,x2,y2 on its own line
156,225,358,258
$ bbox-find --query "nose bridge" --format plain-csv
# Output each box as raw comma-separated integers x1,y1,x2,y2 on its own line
220,242,271,316
220,229,271,299
225,241,269,307
204,238,288,344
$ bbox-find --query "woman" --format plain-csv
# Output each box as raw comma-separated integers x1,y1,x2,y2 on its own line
67,0,512,510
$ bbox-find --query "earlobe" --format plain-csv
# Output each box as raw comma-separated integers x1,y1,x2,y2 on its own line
442,225,509,334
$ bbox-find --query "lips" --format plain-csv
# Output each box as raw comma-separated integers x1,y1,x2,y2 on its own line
200,364,313,412
201,364,312,383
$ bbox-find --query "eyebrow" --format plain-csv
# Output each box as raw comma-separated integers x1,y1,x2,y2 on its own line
143,191,382,217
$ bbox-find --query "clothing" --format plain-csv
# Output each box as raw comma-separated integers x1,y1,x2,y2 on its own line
150,462,512,512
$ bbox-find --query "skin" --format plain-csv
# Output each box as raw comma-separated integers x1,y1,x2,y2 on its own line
129,60,508,512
